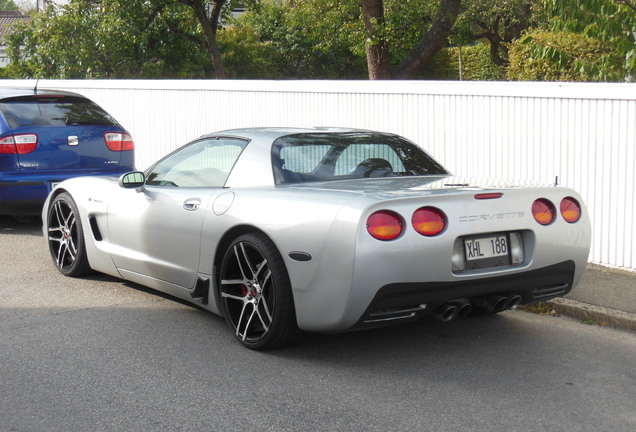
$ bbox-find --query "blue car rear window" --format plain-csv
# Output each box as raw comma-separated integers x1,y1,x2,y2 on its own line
0,96,118,128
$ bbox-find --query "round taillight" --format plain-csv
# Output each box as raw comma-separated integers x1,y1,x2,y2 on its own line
412,207,446,236
367,210,403,241
560,197,581,223
532,199,556,225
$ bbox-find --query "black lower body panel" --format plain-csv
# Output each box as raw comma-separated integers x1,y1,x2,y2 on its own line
354,260,576,329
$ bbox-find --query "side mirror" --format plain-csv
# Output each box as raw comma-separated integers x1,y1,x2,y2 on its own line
119,171,146,189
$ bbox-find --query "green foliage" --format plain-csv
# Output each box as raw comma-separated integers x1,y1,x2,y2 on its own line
227,0,367,79
451,0,537,65
541,0,636,80
421,42,505,80
6,0,211,79
0,0,18,10
380,0,437,67
218,20,281,79
507,30,623,81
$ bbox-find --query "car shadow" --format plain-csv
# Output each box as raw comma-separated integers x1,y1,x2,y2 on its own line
0,215,43,237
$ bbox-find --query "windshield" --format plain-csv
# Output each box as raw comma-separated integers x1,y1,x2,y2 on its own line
272,132,447,185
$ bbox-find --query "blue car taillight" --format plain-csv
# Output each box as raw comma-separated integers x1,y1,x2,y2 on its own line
104,132,134,152
0,134,38,154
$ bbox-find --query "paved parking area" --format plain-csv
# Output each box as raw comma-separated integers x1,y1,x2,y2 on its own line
2,215,635,432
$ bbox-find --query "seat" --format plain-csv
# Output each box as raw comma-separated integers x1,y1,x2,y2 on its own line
352,158,394,178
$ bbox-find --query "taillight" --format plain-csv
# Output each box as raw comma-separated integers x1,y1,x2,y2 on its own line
367,210,403,240
0,134,38,154
104,132,134,151
532,199,556,225
560,197,581,223
412,207,446,236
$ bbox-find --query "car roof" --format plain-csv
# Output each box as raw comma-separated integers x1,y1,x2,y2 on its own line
0,87,87,100
203,127,378,142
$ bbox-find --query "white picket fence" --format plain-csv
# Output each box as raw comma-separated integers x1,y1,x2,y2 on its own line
2,79,634,271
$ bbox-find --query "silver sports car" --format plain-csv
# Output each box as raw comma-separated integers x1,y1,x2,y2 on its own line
43,127,591,349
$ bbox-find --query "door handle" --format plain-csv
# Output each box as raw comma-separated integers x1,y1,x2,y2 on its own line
183,198,201,211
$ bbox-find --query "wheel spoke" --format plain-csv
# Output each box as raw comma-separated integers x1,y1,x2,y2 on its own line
220,278,245,286
221,292,244,302
240,242,259,276
255,307,270,332
54,242,65,267
237,303,256,341
48,227,63,240
259,295,272,323
254,258,268,280
234,243,253,281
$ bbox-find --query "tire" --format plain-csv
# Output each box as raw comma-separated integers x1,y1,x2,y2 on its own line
219,232,301,350
46,192,91,277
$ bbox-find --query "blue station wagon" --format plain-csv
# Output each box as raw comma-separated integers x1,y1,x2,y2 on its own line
0,88,135,215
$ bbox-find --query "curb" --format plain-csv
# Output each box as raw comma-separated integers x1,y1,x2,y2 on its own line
546,298,636,332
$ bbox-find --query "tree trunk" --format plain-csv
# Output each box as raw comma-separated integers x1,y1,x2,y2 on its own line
393,0,462,79
361,0,391,79
182,0,227,79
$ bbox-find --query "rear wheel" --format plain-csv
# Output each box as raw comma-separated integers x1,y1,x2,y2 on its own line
47,192,91,277
219,232,300,350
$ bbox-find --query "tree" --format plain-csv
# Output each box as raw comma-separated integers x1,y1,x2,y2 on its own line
362,0,462,79
452,0,536,66
0,0,19,10
534,0,636,81
361,0,390,79
226,0,367,79
6,0,211,79
174,0,227,78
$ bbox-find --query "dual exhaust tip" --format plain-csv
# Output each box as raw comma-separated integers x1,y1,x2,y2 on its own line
432,294,523,322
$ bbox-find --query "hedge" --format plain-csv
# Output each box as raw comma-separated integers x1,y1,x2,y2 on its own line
507,30,623,82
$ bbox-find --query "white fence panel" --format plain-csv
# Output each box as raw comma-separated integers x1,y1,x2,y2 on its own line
1,80,634,271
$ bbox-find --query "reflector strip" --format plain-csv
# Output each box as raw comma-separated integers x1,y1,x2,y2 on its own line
474,193,503,200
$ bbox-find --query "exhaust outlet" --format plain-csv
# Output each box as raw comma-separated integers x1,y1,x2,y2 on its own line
432,304,458,322
507,294,523,310
473,295,510,313
449,299,472,319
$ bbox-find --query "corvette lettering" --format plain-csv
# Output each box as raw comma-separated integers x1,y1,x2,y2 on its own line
459,212,524,222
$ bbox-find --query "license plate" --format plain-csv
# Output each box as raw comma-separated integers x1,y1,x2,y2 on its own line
464,234,509,261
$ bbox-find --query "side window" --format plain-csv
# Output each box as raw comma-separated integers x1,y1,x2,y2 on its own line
335,144,405,175
146,137,248,188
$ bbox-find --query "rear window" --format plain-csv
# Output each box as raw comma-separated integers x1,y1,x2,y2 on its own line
272,132,447,185
0,96,118,128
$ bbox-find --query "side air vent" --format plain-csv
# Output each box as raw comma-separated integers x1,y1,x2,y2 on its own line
532,283,569,300
89,217,103,241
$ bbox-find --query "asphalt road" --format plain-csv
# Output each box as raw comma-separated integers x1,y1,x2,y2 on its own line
1,215,635,432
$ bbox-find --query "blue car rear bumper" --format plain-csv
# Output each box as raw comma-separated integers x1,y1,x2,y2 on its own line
0,168,132,215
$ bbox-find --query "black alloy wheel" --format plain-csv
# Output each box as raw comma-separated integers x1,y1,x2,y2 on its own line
219,232,300,350
47,192,91,277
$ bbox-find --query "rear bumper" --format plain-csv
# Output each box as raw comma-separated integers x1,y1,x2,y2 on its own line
0,168,132,215
352,260,576,329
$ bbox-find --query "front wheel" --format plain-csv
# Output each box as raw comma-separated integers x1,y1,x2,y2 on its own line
219,232,300,350
47,192,91,277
